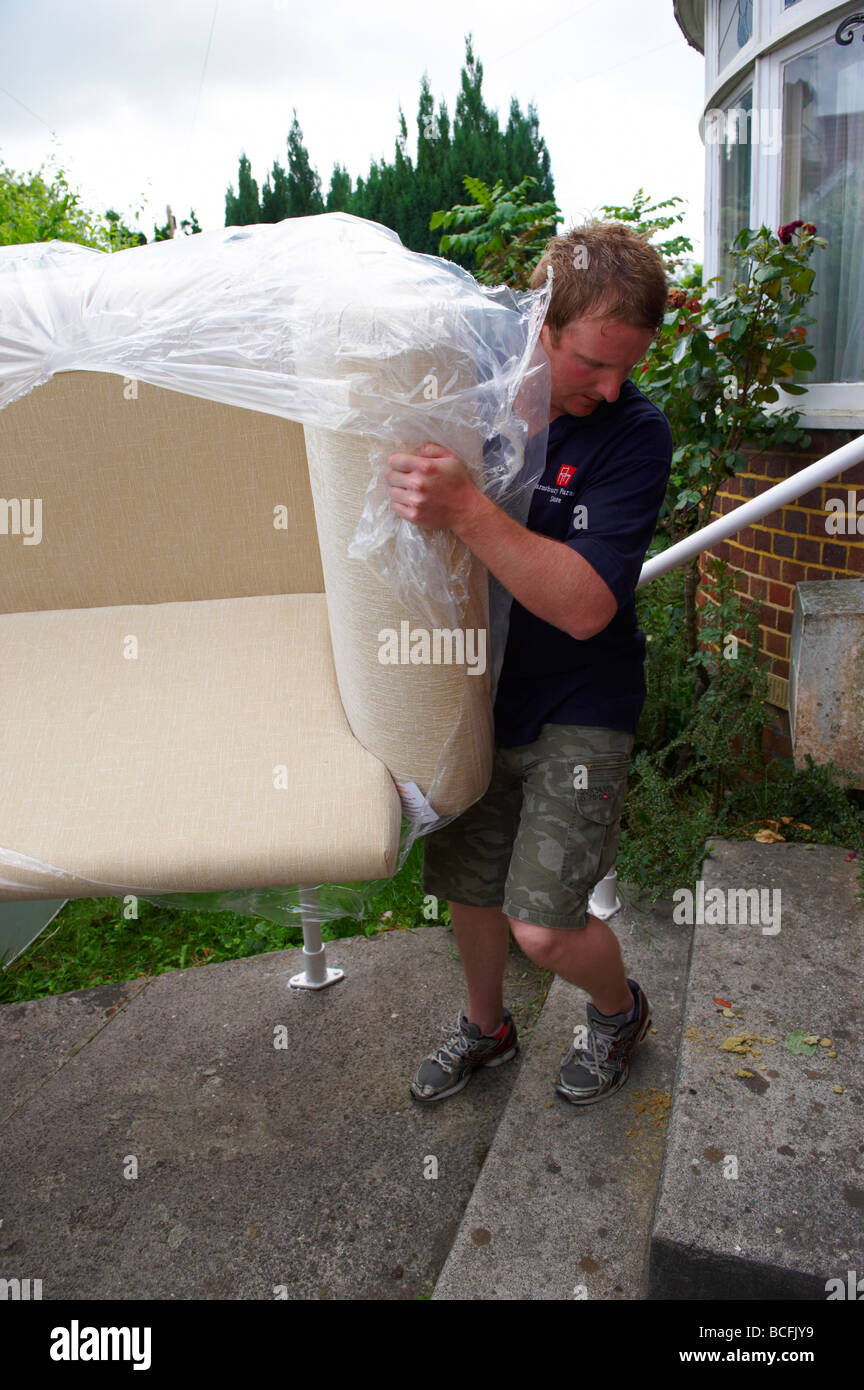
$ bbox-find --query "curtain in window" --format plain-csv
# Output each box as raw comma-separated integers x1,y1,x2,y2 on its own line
782,36,864,382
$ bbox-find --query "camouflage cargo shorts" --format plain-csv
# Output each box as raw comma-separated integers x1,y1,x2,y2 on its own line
421,723,634,931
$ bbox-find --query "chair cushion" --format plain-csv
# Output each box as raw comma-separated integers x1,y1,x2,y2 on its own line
0,594,402,900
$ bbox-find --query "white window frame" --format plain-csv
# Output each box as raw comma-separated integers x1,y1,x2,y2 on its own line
702,0,864,426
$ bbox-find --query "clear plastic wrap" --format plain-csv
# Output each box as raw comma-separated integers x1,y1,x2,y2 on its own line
0,212,551,937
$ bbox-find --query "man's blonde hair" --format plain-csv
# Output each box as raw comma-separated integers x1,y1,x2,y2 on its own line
530,221,668,344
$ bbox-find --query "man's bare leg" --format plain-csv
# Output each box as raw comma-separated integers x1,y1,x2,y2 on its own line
448,901,510,1036
507,914,633,1017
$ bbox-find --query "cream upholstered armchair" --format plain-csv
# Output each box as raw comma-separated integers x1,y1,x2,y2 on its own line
0,215,550,985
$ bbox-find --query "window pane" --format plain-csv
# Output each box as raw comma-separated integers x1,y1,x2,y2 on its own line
718,89,753,289
718,0,753,72
782,35,864,382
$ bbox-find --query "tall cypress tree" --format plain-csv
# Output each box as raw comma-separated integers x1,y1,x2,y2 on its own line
225,153,260,226
285,112,324,217
261,159,290,222
325,164,353,211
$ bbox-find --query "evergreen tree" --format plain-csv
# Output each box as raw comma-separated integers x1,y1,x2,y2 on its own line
225,153,260,226
261,159,290,222
325,164,352,211
284,111,324,217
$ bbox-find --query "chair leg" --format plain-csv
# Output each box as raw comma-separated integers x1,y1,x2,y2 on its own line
587,867,622,921
288,885,345,990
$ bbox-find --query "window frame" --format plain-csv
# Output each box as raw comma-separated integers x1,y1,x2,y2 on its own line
703,0,864,424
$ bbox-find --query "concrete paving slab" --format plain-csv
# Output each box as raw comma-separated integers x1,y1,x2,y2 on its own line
0,926,548,1300
432,891,692,1300
0,976,150,1125
648,839,864,1300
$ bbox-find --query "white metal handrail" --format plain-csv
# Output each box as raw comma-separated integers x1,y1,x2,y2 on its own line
638,432,864,587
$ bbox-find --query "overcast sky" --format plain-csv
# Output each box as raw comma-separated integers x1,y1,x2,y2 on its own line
0,0,707,257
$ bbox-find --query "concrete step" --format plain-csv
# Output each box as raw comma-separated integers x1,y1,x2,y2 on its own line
648,839,864,1300
0,925,549,1300
432,892,691,1300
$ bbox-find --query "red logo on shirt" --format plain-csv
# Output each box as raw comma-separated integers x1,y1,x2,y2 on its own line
556,465,577,487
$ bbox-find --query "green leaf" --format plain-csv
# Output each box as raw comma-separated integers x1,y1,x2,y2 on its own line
729,317,749,342
672,334,689,364
779,382,808,394
754,265,783,284
691,331,711,364
783,1030,818,1056
790,268,815,295
790,348,817,371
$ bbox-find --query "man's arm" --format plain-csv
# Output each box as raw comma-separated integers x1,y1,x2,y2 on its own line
451,488,617,641
386,442,617,641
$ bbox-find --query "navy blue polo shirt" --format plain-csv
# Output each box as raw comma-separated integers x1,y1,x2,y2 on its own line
493,377,673,745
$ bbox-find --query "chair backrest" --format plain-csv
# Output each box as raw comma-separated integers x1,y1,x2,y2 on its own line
0,370,323,613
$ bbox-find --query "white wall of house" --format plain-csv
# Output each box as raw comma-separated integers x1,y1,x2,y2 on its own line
675,0,864,428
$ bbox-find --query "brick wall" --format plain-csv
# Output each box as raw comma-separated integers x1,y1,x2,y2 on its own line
697,429,863,761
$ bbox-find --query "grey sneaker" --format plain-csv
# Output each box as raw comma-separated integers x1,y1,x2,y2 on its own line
556,980,651,1105
410,1009,518,1102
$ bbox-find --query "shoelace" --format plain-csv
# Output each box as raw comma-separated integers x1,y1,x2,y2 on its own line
431,1023,487,1073
566,1026,616,1081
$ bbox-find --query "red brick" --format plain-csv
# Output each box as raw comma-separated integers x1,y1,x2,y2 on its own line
805,565,828,581
727,543,750,568
781,560,806,586
822,541,853,571
762,457,794,480
772,532,794,559
761,554,782,580
796,537,821,564
837,462,864,486
783,509,808,534
754,529,773,553
749,575,769,601
776,606,793,636
760,508,785,530
765,630,788,658
797,487,824,509
769,580,793,608
809,510,831,538
846,546,864,575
